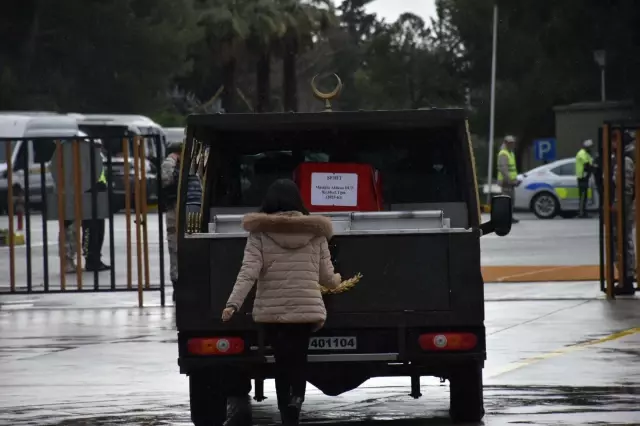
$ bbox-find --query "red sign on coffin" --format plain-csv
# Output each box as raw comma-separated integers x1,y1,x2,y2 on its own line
294,162,383,212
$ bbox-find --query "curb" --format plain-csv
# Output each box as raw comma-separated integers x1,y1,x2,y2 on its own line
482,265,602,283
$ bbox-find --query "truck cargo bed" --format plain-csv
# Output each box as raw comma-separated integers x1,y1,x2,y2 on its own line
176,211,484,332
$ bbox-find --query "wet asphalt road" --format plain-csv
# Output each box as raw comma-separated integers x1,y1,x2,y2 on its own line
1,213,639,425
1,283,639,426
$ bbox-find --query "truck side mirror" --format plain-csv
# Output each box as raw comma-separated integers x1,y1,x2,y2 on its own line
480,195,512,237
490,195,512,236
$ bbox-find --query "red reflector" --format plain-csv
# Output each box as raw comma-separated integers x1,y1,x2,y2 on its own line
188,337,245,355
418,333,477,351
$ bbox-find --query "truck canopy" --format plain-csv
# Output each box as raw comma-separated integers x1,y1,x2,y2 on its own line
177,109,484,331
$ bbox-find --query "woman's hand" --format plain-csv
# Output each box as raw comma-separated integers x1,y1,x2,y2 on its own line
222,307,236,322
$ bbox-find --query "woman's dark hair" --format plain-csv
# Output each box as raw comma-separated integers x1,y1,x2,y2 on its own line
260,178,309,215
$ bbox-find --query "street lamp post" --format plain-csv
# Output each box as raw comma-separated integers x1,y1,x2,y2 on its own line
485,3,499,205
593,50,606,102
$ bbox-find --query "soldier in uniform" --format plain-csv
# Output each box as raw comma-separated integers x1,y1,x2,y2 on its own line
161,140,203,301
611,131,636,295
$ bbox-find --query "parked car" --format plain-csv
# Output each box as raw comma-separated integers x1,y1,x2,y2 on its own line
514,157,599,219
163,127,185,144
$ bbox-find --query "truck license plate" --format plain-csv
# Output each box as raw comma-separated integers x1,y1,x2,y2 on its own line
308,336,357,350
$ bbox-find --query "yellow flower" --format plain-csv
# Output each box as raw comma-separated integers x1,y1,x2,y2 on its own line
320,273,363,295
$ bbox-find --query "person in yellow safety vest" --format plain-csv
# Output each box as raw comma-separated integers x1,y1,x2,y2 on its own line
497,135,521,224
575,139,594,218
81,167,111,272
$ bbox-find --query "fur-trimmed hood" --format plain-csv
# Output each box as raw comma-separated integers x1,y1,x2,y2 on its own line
242,211,333,249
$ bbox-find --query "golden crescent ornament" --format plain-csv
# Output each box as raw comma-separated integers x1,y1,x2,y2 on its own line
311,73,343,112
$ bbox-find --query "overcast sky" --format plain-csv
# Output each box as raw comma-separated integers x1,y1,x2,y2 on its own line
364,0,437,24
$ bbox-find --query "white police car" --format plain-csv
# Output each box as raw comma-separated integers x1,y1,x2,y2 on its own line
514,157,599,219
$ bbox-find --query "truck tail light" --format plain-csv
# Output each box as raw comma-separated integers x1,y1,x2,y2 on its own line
188,337,245,355
418,333,477,351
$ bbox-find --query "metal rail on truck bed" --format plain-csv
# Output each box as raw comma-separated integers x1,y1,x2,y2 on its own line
184,210,472,239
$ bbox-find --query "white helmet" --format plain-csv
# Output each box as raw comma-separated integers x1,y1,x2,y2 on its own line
583,139,593,148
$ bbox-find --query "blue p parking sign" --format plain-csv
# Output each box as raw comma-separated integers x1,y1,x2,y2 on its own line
534,138,556,162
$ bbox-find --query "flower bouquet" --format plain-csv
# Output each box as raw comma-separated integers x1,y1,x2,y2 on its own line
320,273,363,295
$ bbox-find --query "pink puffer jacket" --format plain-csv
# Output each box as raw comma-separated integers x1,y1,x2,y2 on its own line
226,211,341,326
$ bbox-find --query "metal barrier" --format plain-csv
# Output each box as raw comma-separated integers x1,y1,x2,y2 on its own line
598,122,639,298
0,135,167,306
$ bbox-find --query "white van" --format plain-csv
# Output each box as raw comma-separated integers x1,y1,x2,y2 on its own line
164,127,185,144
0,115,85,212
67,114,167,210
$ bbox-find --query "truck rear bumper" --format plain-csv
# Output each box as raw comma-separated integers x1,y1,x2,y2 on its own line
178,351,486,375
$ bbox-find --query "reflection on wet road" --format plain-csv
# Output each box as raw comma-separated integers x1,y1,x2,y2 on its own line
1,283,639,425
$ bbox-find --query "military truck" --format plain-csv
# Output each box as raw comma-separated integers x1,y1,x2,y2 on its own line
175,86,512,424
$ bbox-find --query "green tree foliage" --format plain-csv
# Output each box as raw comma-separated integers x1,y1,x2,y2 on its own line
436,0,640,164
1,0,638,151
0,0,198,113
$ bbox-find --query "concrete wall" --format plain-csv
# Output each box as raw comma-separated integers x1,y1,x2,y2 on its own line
553,101,640,163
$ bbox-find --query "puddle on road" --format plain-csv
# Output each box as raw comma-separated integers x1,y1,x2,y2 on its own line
0,385,638,425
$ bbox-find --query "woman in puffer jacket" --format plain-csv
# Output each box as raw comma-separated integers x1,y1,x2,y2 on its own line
222,178,341,425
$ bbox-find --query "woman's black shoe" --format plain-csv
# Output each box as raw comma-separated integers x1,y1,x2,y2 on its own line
282,396,303,426
614,285,636,296
223,396,252,426
288,396,303,410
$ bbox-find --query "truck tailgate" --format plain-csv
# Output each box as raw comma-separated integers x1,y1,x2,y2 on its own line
177,211,484,331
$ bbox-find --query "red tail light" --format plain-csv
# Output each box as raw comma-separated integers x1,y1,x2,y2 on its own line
418,333,477,351
188,337,245,355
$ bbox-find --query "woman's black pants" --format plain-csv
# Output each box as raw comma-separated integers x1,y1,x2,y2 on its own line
265,323,312,409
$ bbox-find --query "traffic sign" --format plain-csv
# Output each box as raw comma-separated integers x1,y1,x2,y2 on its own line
534,138,556,162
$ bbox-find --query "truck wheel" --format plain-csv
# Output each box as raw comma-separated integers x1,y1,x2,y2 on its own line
189,372,227,426
449,363,484,423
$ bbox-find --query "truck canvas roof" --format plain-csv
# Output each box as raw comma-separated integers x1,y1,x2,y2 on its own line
187,108,467,136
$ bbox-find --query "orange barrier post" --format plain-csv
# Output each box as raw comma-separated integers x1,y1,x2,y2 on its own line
636,128,640,285
55,141,67,291
614,129,624,295
72,140,84,289
5,142,15,292
139,138,150,290
133,137,144,307
123,138,133,290
602,125,613,299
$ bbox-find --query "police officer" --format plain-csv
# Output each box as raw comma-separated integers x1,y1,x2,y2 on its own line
612,132,636,295
161,140,202,301
82,167,110,271
576,139,594,218
497,135,520,224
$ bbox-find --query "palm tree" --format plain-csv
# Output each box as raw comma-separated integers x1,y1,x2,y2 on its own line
197,0,251,112
277,0,336,112
245,0,286,112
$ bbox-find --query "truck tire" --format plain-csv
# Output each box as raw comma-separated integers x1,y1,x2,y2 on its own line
449,363,484,423
189,372,227,426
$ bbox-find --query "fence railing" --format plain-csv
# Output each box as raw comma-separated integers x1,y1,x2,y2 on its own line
598,122,639,298
0,135,167,306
